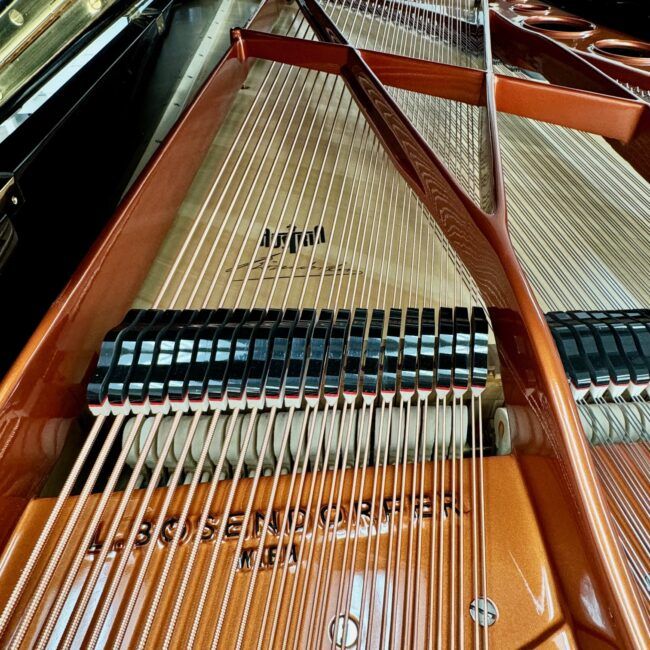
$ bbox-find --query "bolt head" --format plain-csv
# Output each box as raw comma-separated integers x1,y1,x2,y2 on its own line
469,597,498,627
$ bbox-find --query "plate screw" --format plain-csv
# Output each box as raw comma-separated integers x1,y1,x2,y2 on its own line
469,597,498,627
329,615,359,647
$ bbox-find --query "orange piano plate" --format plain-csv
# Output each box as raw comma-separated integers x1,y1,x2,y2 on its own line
0,457,568,647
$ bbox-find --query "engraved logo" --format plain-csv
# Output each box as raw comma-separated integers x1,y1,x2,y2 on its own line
260,224,326,254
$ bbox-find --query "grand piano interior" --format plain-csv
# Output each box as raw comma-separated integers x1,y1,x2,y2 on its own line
0,0,649,647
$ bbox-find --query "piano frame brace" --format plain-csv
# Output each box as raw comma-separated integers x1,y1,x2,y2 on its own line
233,27,647,144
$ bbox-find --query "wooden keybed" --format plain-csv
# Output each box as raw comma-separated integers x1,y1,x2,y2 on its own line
0,0,648,647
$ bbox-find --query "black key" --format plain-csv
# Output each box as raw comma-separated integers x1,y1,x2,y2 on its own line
362,309,384,398
87,309,144,409
470,307,489,390
265,309,300,402
227,309,266,402
452,307,471,392
165,309,214,407
186,309,231,406
206,308,250,404
245,309,283,403
285,309,317,402
436,307,454,392
546,313,591,392
418,308,436,394
304,310,334,401
324,310,351,399
381,308,402,396
126,310,181,408
107,310,164,407
571,312,629,387
401,308,419,394
343,308,368,397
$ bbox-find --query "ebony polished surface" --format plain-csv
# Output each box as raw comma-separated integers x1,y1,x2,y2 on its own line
0,0,257,378
554,0,649,40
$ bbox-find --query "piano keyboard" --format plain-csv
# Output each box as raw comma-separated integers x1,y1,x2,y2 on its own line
546,310,650,399
87,306,488,415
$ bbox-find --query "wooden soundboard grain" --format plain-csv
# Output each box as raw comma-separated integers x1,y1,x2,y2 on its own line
133,55,482,318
